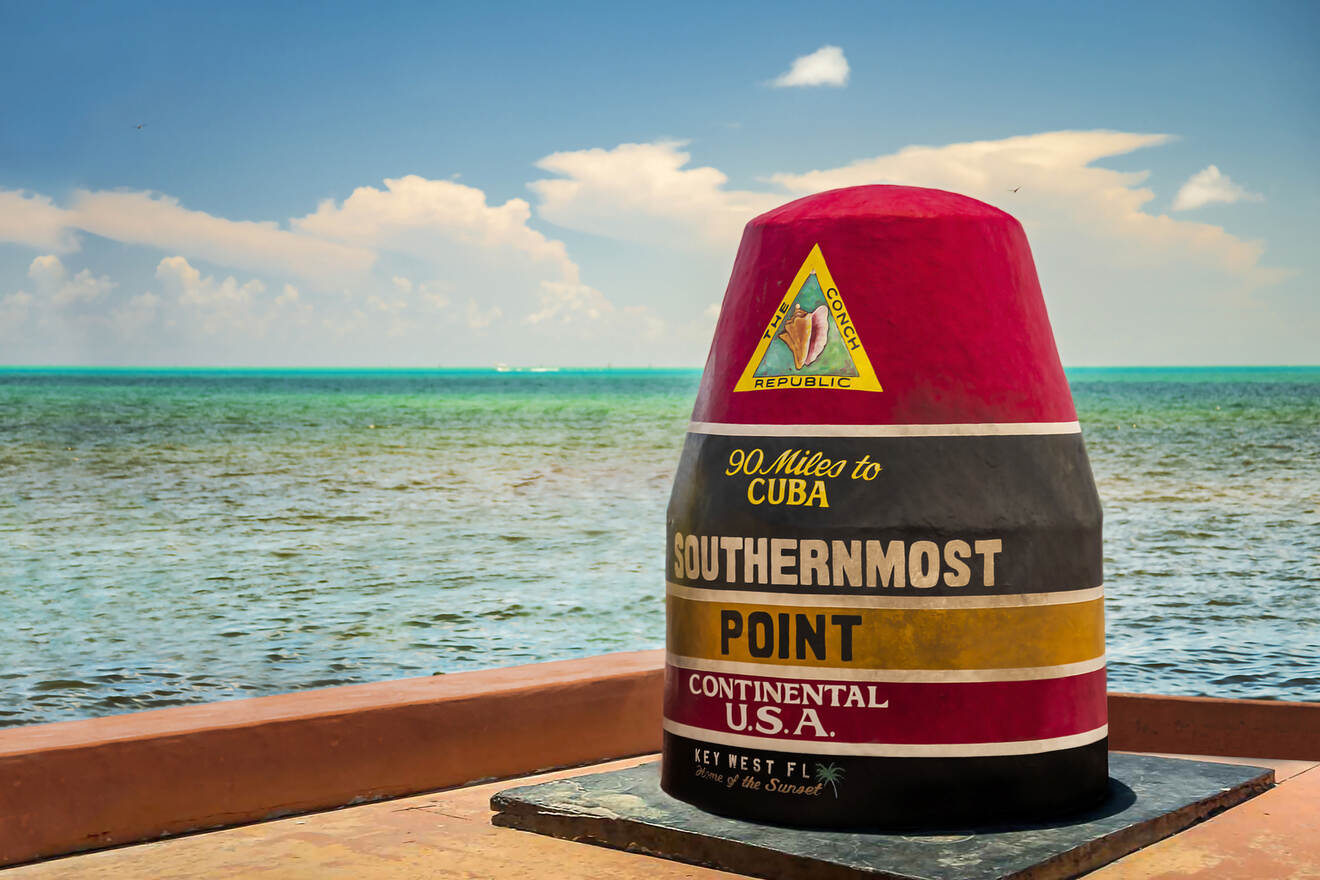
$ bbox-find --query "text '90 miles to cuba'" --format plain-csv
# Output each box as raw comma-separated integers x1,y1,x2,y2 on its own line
723,446,881,509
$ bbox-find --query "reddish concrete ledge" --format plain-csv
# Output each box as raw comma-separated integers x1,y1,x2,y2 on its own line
3,654,1316,870
0,650,664,868
1109,692,1320,761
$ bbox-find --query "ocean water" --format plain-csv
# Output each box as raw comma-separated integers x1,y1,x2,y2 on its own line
1,367,1316,727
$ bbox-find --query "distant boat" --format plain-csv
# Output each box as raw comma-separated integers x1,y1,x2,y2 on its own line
529,367,559,373
494,363,512,373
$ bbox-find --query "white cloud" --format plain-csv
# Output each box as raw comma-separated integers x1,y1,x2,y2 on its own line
771,130,1173,191
761,131,1295,363
629,305,668,342
0,291,34,331
1172,165,1263,211
524,130,1299,365
530,132,1281,279
72,191,375,286
1,189,374,285
1,176,646,361
418,282,451,310
771,45,850,88
56,270,116,306
27,255,65,289
154,256,281,338
2,130,1301,366
366,293,408,314
0,190,78,252
465,299,503,329
27,255,117,306
157,256,265,309
530,141,780,248
390,275,450,309
293,175,580,283
524,280,665,344
108,292,161,336
321,310,367,339
1,189,373,286
525,281,614,324
768,130,1281,283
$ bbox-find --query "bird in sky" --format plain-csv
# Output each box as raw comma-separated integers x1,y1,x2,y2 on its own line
134,123,146,130
1009,185,1021,193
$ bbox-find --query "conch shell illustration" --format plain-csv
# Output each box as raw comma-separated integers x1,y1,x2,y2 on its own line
777,303,830,369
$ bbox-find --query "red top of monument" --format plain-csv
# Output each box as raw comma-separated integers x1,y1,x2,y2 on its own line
691,185,1076,426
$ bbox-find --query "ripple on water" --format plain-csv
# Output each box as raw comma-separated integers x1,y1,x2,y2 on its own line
2,368,1317,726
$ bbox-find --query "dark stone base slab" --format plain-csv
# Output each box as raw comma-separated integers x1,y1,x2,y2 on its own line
490,754,1272,880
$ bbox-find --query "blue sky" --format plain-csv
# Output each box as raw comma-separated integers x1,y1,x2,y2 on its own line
1,0,1316,365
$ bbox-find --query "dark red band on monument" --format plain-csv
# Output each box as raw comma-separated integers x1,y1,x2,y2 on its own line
663,664,1107,746
691,188,1075,426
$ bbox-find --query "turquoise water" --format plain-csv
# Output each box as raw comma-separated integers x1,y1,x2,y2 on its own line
1,367,1317,727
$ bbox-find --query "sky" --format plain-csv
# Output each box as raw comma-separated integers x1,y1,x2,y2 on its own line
1,0,1316,367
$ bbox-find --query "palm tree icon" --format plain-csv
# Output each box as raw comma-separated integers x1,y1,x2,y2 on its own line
815,762,845,798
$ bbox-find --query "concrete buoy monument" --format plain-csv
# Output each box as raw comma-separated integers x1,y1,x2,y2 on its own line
661,185,1107,828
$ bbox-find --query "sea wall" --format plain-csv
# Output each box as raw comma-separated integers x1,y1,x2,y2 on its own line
0,651,664,868
0,649,1315,868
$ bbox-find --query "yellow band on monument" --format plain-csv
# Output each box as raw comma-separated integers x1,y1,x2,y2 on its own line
666,595,1105,670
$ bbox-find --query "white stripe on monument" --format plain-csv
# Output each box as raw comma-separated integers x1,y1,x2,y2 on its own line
687,421,1083,438
666,653,1107,683
662,720,1109,757
667,583,1104,609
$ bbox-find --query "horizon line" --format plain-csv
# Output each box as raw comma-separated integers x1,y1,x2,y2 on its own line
1,364,1318,372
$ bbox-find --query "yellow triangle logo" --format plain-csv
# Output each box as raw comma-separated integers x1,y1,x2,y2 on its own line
733,244,882,393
